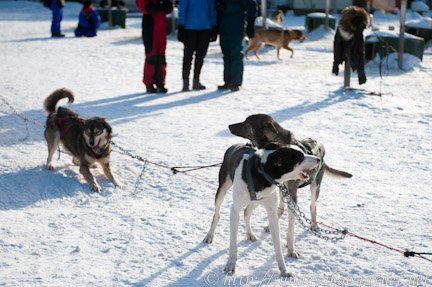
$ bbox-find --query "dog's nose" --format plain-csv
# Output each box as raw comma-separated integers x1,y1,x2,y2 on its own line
89,139,94,146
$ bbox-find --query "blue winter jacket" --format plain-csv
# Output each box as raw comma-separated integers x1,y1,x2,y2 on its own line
75,9,101,37
177,0,217,30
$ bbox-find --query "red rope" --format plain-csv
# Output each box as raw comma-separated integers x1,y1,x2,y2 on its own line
319,222,432,263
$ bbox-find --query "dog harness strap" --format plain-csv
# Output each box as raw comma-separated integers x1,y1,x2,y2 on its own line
55,117,84,139
246,159,257,201
296,140,325,189
246,144,258,201
295,140,313,155
258,164,280,186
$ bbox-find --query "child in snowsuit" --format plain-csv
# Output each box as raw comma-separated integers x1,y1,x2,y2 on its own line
75,0,101,37
136,0,173,93
177,0,217,91
51,0,65,37
217,0,257,92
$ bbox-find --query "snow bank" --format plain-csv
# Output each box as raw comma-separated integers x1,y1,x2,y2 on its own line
255,16,283,29
306,24,335,40
366,30,423,42
366,52,422,71
406,17,432,29
411,1,430,12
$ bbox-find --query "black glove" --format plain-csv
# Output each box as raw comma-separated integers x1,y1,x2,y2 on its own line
245,17,255,38
332,62,339,75
161,0,173,14
209,26,218,42
177,25,185,43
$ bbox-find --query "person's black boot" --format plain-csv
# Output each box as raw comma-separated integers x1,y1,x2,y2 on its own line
146,85,157,93
182,79,190,92
52,33,65,38
217,83,231,90
192,78,206,90
230,85,240,92
156,85,168,93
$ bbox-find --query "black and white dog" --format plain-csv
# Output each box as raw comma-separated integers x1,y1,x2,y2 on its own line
204,114,352,262
205,143,319,276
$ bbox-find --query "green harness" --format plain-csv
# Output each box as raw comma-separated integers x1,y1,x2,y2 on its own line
296,140,325,189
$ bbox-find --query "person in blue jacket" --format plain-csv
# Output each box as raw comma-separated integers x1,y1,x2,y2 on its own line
51,0,65,37
74,0,101,37
217,0,257,92
177,0,217,91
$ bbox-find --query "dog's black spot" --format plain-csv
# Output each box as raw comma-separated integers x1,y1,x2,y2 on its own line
240,146,304,194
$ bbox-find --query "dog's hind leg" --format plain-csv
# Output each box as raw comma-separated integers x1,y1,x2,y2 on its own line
203,175,232,244
100,161,122,189
253,45,261,60
45,130,60,170
286,181,300,258
245,45,253,60
244,203,259,241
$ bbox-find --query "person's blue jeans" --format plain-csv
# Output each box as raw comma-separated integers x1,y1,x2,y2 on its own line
51,1,63,35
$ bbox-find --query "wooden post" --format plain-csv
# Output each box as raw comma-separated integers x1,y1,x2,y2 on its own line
325,0,330,31
171,1,176,36
398,0,407,69
261,0,267,29
108,0,112,28
344,52,351,88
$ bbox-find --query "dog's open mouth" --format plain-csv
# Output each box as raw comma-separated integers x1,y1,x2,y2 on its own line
91,139,101,153
300,170,310,181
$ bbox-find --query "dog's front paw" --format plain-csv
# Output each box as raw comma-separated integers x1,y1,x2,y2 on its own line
246,232,258,242
310,223,318,232
47,164,54,171
114,181,122,189
92,183,101,193
280,270,294,278
287,249,301,259
224,260,236,274
203,233,214,244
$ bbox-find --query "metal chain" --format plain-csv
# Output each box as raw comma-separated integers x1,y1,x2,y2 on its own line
132,162,147,196
0,94,32,140
280,185,347,242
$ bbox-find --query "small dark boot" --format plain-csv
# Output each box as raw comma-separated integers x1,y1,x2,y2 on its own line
146,85,157,93
182,79,190,92
217,83,231,91
156,84,168,94
230,85,240,92
192,78,206,90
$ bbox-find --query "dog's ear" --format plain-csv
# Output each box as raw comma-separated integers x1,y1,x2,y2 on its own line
267,121,279,134
102,120,112,135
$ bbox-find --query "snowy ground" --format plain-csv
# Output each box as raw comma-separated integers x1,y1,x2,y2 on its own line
1,1,432,286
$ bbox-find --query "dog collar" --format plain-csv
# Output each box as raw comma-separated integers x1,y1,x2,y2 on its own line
258,164,281,187
246,145,281,201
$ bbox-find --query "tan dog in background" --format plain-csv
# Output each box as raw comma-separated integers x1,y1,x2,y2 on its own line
271,9,284,26
245,29,305,60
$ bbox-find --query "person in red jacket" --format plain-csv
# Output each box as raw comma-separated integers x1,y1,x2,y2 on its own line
136,0,173,93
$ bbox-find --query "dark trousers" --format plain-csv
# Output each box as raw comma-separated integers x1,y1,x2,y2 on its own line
182,29,211,80
219,12,246,86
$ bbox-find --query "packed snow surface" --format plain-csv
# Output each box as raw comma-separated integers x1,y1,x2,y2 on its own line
1,2,432,286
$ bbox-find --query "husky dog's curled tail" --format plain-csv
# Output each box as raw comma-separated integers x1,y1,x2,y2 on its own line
44,88,75,114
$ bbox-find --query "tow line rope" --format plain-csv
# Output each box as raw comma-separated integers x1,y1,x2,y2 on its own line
2,94,431,263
